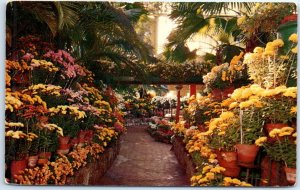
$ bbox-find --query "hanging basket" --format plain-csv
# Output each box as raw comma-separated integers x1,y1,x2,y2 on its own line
235,144,259,168
284,166,296,185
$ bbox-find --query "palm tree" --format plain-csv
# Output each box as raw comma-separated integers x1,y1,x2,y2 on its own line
165,2,255,64
6,1,155,83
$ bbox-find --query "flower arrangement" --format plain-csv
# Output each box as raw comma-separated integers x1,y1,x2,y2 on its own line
203,52,248,92
147,117,174,143
256,127,296,168
243,35,297,88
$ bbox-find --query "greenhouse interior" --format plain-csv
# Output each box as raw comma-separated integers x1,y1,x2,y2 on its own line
4,1,298,187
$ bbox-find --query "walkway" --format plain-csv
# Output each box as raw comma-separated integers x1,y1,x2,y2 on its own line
96,126,189,186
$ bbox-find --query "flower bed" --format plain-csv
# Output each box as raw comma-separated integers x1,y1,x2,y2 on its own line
171,35,297,187
5,36,126,184
146,117,174,144
66,139,121,185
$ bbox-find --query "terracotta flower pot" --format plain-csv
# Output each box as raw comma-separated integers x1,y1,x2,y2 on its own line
58,136,70,145
284,166,296,185
56,149,70,155
37,158,48,166
212,86,235,101
70,137,79,146
27,155,38,168
58,143,71,150
85,130,94,142
38,152,52,160
235,144,259,168
10,159,27,178
78,130,86,139
218,151,240,178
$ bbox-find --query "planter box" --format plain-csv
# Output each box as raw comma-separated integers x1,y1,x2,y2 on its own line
66,139,121,185
172,136,196,181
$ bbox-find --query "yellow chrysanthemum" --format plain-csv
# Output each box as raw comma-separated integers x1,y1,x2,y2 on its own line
290,106,297,113
272,39,284,48
253,47,264,54
255,137,267,146
292,46,298,54
269,128,281,138
288,33,298,43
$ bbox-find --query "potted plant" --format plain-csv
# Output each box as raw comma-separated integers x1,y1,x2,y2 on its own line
227,89,265,167
256,127,296,185
208,112,241,177
261,87,296,136
235,106,264,168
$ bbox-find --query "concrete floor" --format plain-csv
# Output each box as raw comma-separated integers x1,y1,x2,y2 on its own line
96,126,189,186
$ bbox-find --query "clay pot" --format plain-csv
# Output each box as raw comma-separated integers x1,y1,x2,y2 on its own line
235,144,259,168
27,155,38,168
260,156,290,186
78,130,86,138
56,149,70,155
218,151,240,178
38,152,52,160
70,137,79,146
37,158,48,166
58,143,71,150
10,159,27,178
58,136,70,145
284,166,296,185
212,86,235,101
85,130,94,142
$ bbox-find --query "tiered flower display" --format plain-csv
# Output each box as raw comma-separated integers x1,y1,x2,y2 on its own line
5,36,126,184
171,34,297,187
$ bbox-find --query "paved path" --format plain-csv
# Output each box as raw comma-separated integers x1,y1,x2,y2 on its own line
96,126,189,186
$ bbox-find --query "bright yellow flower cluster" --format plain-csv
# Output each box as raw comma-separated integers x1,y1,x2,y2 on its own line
24,84,62,96
269,127,294,138
223,177,252,186
230,52,244,72
227,85,296,110
68,146,89,169
94,127,118,147
30,59,59,72
289,33,298,43
5,121,24,128
171,121,186,136
42,123,64,136
5,130,38,141
49,105,86,120
83,84,102,101
255,137,267,146
94,100,112,112
5,91,23,112
191,165,225,186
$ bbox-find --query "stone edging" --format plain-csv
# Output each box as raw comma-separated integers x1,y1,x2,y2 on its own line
172,136,196,183
66,139,121,185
